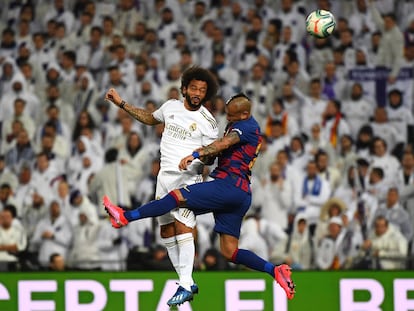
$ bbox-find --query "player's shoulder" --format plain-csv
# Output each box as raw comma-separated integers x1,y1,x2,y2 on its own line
160,99,182,108
198,106,218,130
232,117,261,136
236,116,260,129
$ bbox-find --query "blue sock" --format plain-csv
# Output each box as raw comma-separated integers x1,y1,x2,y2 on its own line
232,249,275,278
124,193,179,221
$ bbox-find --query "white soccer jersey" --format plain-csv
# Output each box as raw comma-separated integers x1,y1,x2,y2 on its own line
152,99,219,174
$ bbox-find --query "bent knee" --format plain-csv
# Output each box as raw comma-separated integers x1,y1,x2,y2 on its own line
160,223,175,238
220,245,237,261
174,220,192,235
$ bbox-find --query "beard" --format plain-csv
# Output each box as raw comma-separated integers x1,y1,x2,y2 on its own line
270,175,279,182
185,93,203,110
351,93,362,101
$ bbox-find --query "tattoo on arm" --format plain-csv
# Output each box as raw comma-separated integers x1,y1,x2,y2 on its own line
199,131,240,157
123,102,160,125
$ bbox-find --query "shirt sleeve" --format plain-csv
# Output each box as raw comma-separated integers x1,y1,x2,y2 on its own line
152,100,169,122
202,123,219,146
231,119,256,144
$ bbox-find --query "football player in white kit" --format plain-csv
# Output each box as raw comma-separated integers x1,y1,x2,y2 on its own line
105,66,218,306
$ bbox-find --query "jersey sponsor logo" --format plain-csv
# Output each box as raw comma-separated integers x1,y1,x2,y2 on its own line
200,110,218,129
165,123,192,140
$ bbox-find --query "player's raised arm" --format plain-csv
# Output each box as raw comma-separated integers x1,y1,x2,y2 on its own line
105,88,161,125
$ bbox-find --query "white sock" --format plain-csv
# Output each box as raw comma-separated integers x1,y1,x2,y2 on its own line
176,233,195,291
161,236,180,277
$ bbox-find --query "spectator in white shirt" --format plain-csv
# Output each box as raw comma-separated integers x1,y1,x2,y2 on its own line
295,160,332,236
44,0,75,33
372,187,413,242
369,137,401,185
342,82,375,139
31,152,61,201
360,215,407,270
370,1,404,84
0,155,18,192
316,150,341,192
259,162,293,232
30,200,72,268
0,205,27,271
289,136,309,173
386,89,414,145
281,214,313,270
68,204,101,270
295,78,328,136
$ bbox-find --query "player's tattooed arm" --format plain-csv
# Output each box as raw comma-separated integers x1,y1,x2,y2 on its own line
179,131,241,170
105,87,160,125
123,104,161,125
198,131,241,158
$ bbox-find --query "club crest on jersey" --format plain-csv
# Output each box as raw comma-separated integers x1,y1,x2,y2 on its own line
189,123,197,132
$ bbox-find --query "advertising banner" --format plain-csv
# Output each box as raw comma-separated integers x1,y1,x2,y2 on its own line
0,270,413,311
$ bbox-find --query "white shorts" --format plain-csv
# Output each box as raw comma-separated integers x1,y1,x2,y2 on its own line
156,170,203,228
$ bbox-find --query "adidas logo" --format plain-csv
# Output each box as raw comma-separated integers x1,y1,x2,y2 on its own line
172,294,184,301
168,115,174,119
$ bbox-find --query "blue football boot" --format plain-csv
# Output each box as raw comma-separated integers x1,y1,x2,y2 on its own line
167,286,194,306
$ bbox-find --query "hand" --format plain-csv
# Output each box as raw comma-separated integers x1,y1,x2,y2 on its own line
105,88,122,106
179,155,195,170
362,239,372,250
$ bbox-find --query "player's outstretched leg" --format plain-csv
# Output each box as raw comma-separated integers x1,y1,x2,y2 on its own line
231,248,295,300
103,192,180,226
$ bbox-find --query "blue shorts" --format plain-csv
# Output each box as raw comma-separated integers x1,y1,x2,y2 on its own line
178,178,252,238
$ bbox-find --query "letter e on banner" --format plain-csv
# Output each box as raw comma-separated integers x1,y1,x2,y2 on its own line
225,280,265,311
18,280,57,311
65,280,107,311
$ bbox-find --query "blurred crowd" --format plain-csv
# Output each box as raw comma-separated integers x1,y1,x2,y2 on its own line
0,0,413,272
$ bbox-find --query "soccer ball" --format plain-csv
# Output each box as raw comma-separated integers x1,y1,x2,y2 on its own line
305,10,336,38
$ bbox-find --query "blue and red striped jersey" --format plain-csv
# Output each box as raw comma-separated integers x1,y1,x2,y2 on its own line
210,117,262,192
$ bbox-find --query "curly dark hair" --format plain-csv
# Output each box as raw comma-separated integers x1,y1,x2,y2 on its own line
180,66,218,102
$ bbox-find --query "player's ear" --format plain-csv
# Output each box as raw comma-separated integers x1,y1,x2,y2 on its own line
181,86,187,96
241,110,249,120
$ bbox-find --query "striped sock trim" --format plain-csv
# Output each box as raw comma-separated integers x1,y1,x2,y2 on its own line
231,249,239,263
162,236,178,248
176,233,193,246
169,190,180,204
177,236,194,246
